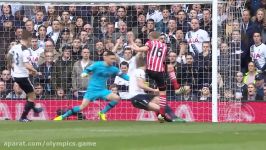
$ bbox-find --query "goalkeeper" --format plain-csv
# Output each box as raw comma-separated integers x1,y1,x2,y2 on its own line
54,51,129,121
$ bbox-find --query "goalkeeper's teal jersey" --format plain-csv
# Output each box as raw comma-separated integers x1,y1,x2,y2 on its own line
83,61,119,91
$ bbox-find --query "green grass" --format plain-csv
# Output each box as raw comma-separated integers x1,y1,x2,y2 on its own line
0,121,266,150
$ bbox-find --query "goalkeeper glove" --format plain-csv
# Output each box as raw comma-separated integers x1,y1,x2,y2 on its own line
81,72,88,78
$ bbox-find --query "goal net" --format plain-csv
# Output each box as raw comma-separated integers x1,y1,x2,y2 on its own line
0,0,249,122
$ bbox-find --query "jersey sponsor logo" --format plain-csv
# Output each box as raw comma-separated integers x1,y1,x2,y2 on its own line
251,53,262,59
187,37,200,44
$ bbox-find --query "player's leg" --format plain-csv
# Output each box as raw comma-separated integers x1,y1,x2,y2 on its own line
15,78,42,122
54,90,95,120
167,65,181,91
98,91,120,121
54,98,90,120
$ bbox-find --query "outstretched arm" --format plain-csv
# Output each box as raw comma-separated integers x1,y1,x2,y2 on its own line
117,71,129,81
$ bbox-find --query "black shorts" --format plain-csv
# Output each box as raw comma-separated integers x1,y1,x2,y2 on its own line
146,69,166,90
131,94,156,110
13,77,34,94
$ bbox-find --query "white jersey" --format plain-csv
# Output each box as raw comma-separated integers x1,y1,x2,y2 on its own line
128,68,146,98
250,43,266,68
114,76,130,99
119,56,136,76
29,47,44,68
8,44,31,78
185,29,210,54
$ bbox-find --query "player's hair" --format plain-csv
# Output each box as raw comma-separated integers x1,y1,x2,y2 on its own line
21,30,32,40
104,50,115,56
135,54,146,68
149,31,160,40
120,61,129,68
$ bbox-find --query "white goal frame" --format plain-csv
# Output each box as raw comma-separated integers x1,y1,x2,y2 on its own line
1,0,218,122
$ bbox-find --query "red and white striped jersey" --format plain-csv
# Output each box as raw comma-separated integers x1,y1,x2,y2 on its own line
145,40,168,72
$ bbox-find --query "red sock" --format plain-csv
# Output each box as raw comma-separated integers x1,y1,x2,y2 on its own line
159,95,167,115
169,71,180,90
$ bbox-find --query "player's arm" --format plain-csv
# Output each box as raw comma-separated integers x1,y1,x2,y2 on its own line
81,63,95,77
6,52,13,70
137,77,158,93
117,71,130,81
132,43,149,52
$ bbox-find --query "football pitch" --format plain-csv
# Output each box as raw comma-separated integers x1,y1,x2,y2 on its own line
0,121,266,150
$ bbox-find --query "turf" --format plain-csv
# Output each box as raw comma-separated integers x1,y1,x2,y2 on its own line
0,121,266,150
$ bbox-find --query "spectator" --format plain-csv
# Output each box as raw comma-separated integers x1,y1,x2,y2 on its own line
241,9,256,72
24,20,35,34
53,87,68,100
185,18,210,56
59,10,74,30
138,19,155,43
146,5,163,23
103,22,115,40
33,10,46,32
0,4,15,27
46,20,61,46
131,13,146,36
6,82,26,99
235,71,248,100
255,73,264,98
0,18,15,70
0,69,12,91
0,80,9,99
176,41,188,64
196,41,212,85
114,6,131,29
71,47,93,99
250,32,266,73
170,4,182,18
166,19,177,41
56,28,72,50
73,16,85,36
113,21,128,42
38,40,60,65
246,83,263,101
14,27,23,42
34,83,47,100
51,45,73,92
176,10,190,35
252,8,265,34
243,62,258,84
81,25,98,51
200,9,212,38
95,16,109,39
156,7,170,33
37,51,54,94
199,83,211,101
45,5,59,25
178,54,200,93
37,25,48,49
71,38,82,61
14,10,26,28
29,35,44,69
114,61,130,99
91,40,105,61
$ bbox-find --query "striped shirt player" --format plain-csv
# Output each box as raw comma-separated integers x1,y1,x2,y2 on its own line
131,31,171,119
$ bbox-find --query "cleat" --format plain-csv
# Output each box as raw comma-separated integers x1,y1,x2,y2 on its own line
172,117,187,123
157,114,165,123
53,116,63,121
19,118,32,122
33,107,43,117
98,112,107,121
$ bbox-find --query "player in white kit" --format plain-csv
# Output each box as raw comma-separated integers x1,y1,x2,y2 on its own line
7,30,43,122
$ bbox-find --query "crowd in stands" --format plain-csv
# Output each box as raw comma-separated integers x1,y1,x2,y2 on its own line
0,1,266,101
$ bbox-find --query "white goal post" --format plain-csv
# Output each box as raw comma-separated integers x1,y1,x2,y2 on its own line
0,0,220,122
